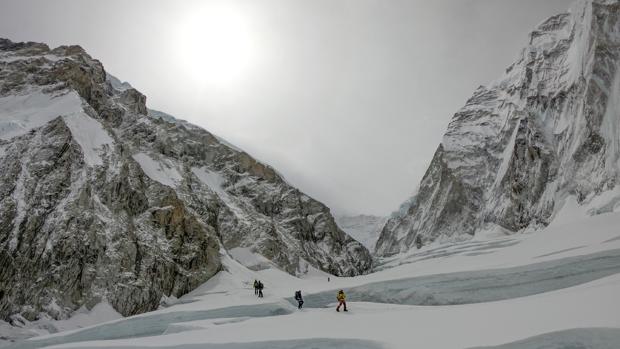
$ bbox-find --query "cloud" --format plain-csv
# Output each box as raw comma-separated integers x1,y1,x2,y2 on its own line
0,0,572,215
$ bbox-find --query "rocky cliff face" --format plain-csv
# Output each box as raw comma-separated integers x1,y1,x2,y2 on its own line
376,0,620,256
0,38,371,322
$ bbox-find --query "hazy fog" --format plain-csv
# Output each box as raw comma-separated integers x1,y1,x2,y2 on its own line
0,0,571,215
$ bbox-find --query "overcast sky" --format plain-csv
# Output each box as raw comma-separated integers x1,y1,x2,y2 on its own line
0,0,572,216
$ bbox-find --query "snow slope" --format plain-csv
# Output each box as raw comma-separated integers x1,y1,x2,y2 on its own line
5,209,620,349
62,111,113,166
132,153,183,187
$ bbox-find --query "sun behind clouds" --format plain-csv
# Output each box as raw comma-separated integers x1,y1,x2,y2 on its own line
173,3,259,88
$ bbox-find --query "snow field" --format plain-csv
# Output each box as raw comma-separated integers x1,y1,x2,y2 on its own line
5,211,620,349
467,328,620,349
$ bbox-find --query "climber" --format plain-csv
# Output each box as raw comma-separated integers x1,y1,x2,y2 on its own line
336,289,347,312
415,235,423,249
257,280,264,298
253,280,259,295
294,290,304,309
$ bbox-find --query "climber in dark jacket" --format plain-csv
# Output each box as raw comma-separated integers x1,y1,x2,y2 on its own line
257,281,264,298
294,290,304,309
253,280,259,295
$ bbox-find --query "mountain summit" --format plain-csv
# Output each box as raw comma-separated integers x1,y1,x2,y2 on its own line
376,0,620,256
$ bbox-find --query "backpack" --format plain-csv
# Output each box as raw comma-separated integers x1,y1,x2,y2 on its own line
295,290,302,300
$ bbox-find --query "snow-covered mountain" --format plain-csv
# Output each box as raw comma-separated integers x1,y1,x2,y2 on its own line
335,215,387,251
376,0,620,256
0,38,371,322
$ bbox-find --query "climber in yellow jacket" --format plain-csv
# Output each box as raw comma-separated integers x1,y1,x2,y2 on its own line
336,290,347,312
